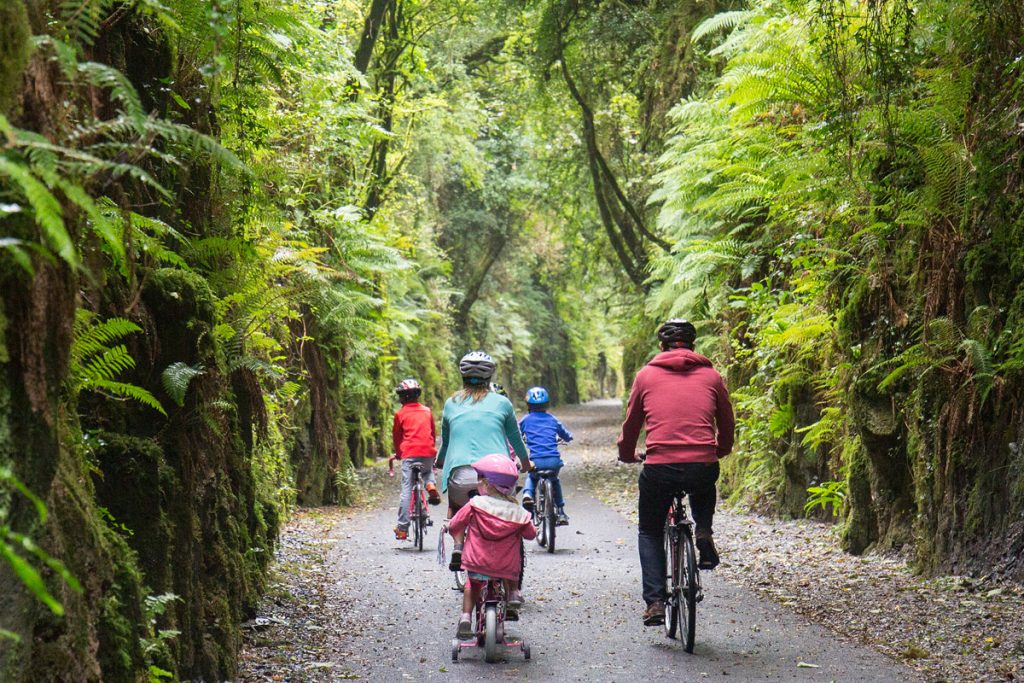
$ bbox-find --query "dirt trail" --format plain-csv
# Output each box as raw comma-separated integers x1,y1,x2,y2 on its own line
239,400,918,681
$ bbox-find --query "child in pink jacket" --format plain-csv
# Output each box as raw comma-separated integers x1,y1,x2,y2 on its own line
448,454,536,638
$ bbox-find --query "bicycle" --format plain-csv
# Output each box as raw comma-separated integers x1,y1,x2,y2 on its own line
451,577,530,663
531,469,559,554
663,489,703,652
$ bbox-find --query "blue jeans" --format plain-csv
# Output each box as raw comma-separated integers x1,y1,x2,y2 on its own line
397,457,436,529
523,466,564,507
637,462,719,605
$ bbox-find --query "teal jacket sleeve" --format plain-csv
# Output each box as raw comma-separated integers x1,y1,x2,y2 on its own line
504,403,529,467
436,404,451,468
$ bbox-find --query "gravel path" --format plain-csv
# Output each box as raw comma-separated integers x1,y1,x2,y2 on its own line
240,399,921,681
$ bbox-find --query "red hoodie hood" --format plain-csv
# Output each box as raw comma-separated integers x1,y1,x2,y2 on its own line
648,348,714,373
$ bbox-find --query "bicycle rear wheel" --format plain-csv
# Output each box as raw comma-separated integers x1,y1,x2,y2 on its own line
664,520,679,639
544,480,556,554
413,486,425,551
483,604,500,662
535,485,547,548
679,531,698,652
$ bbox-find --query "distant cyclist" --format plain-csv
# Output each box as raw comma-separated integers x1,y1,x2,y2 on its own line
391,379,440,540
519,386,573,525
435,352,531,585
617,319,735,626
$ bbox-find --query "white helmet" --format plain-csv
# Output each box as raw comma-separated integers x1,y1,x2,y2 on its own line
459,351,495,380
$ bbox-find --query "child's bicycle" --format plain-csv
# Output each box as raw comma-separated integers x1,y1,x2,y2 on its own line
389,456,431,551
451,578,530,663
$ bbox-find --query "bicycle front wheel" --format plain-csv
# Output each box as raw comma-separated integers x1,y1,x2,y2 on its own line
679,531,698,652
664,521,679,639
544,480,556,554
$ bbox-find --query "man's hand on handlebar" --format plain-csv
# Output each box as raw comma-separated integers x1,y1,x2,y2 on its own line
617,449,645,464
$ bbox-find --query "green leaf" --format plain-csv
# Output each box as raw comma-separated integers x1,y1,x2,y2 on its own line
0,540,64,615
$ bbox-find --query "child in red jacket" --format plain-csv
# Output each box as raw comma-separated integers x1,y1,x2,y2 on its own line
448,454,535,637
393,379,440,540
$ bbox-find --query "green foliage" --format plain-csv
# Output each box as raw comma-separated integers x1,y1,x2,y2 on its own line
805,480,848,517
0,467,83,620
161,362,204,407
68,311,165,415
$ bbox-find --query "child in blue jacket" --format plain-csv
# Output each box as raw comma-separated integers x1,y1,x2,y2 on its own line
519,386,573,525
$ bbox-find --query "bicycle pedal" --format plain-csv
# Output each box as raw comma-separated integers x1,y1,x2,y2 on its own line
696,591,705,603
427,518,434,527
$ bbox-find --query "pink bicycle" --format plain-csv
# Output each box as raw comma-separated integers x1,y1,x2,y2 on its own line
451,577,529,663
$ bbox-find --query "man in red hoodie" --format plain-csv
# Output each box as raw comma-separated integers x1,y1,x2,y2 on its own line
617,319,735,626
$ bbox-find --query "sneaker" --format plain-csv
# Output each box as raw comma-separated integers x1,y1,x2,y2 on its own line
556,509,569,526
696,535,720,570
507,590,523,610
449,548,462,572
643,600,666,626
521,494,534,511
394,526,408,541
426,483,441,505
456,616,473,639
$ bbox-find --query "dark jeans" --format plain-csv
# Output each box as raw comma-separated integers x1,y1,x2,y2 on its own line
637,462,720,605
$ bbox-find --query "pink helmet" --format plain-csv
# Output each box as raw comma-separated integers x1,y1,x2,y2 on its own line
472,453,519,494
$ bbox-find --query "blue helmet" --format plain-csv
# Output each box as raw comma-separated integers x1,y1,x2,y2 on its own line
525,386,549,404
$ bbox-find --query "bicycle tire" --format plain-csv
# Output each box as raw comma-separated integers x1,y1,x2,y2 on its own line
544,479,556,554
413,484,424,551
679,530,698,653
535,484,547,548
664,519,679,639
453,568,466,591
484,605,500,662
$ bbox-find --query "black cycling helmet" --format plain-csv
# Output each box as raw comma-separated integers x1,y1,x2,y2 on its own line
395,378,422,400
459,351,495,381
658,318,697,348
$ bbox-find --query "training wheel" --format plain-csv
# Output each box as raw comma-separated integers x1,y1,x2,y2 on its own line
451,639,460,662
523,643,531,660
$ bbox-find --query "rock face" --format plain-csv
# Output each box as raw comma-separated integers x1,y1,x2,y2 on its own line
0,6,275,680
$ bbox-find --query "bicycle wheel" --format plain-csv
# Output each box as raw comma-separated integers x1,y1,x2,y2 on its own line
544,480,556,554
679,531,698,653
535,485,547,548
413,485,424,551
664,520,679,639
483,604,500,662
453,568,466,591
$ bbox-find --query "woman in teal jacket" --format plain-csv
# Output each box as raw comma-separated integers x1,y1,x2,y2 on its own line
435,351,530,572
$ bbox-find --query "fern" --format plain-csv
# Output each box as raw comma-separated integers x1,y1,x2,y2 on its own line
692,11,754,44
161,362,205,407
68,312,165,415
